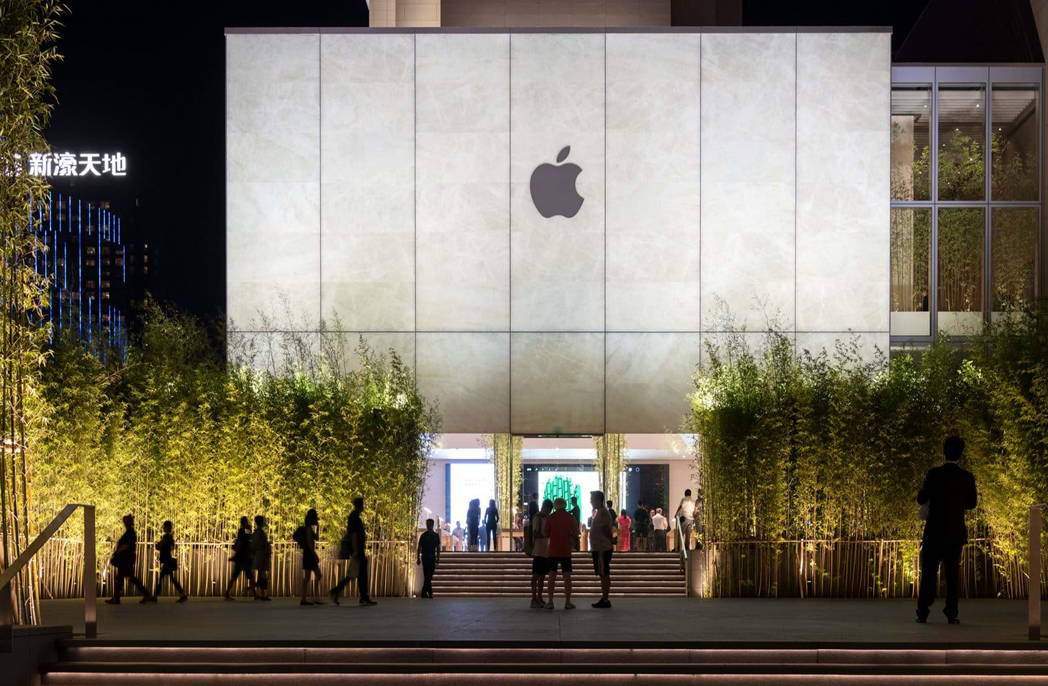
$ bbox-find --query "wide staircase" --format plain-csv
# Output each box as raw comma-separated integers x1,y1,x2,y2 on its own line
41,641,1048,684
431,550,686,597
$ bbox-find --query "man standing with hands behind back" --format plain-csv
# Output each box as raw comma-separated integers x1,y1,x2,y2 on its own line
916,435,977,625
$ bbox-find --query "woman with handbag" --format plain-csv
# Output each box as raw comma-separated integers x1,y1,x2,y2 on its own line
294,509,323,606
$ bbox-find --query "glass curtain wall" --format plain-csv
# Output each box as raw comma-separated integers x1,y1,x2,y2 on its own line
890,67,1042,342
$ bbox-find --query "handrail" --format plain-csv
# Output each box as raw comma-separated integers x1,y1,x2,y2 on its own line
1030,503,1046,641
0,504,96,652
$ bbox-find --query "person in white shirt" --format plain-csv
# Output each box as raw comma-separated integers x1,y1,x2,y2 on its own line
675,489,697,551
451,521,464,552
529,499,553,609
651,508,669,551
588,490,614,609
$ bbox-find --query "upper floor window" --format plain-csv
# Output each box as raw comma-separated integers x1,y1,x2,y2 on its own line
890,66,1042,343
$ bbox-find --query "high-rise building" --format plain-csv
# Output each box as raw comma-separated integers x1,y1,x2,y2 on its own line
30,192,149,360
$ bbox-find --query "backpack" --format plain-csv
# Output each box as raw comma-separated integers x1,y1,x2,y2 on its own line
292,526,308,549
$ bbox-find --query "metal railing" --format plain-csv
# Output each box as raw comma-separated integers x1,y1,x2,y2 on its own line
0,504,96,652
1030,503,1046,641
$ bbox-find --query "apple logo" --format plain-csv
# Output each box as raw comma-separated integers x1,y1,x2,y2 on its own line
530,146,584,218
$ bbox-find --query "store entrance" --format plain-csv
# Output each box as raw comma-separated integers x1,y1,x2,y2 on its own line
431,433,692,554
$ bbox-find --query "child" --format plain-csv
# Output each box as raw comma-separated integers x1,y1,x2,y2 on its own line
150,520,188,603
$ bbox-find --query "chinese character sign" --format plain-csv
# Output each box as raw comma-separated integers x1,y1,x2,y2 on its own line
22,152,128,177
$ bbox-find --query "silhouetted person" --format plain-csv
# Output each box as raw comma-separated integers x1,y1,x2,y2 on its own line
484,499,500,551
466,499,481,552
569,496,582,551
105,514,153,604
416,518,441,598
917,436,978,625
633,501,651,552
528,492,540,520
252,515,272,601
530,499,553,608
331,497,377,606
524,493,539,555
675,489,696,551
295,508,323,606
589,490,614,608
150,520,187,603
223,516,255,601
607,500,618,549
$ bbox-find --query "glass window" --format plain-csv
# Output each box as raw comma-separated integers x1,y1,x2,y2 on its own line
891,86,932,201
890,208,932,336
991,208,1038,317
937,208,985,335
938,85,986,201
991,86,1039,201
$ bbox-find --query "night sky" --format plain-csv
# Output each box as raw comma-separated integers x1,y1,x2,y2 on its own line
46,1,932,322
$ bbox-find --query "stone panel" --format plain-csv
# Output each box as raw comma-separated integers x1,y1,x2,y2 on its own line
511,333,604,433
227,34,320,328
321,34,416,331
796,33,890,333
415,34,510,331
605,333,701,433
606,33,701,332
701,33,796,332
511,33,605,332
417,333,511,433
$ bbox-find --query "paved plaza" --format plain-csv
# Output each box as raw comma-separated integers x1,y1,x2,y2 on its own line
40,597,1043,646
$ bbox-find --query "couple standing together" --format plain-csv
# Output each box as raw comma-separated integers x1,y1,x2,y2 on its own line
530,489,614,609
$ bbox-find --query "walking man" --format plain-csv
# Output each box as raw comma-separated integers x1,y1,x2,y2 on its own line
417,518,441,598
150,520,187,603
223,516,254,601
917,436,977,624
589,491,614,609
530,499,553,608
651,508,668,551
331,497,378,606
105,514,153,604
544,498,579,610
675,489,697,551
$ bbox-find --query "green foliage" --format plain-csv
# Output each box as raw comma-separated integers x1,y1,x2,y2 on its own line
689,301,1048,570
0,0,67,626
483,434,521,525
31,303,440,547
594,434,628,510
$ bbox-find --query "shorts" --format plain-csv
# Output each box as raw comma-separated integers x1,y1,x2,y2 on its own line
591,549,613,577
301,551,320,571
531,556,548,575
546,556,572,574
160,560,177,574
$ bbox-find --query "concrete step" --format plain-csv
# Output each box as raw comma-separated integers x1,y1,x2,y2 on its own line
40,643,1048,685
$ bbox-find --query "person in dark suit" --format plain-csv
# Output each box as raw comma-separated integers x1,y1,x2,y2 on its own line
916,435,978,624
